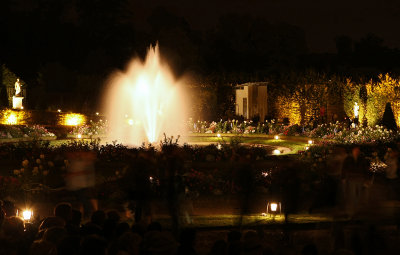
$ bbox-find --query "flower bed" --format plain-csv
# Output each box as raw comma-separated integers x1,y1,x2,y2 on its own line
69,119,108,137
188,119,398,145
0,124,56,141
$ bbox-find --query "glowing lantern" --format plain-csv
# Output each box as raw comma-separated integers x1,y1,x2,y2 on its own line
266,202,281,217
273,149,281,155
22,210,33,221
77,134,82,139
274,135,279,140
308,140,313,145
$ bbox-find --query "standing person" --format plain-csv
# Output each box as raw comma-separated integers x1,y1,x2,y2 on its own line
326,147,348,207
342,146,369,217
384,147,400,200
65,150,97,219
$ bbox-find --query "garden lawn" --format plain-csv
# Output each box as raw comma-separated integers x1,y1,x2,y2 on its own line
151,213,341,229
186,134,311,154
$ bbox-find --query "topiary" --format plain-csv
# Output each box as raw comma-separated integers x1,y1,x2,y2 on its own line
380,102,397,131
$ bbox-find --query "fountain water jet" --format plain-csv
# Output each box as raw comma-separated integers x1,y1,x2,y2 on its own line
103,45,188,146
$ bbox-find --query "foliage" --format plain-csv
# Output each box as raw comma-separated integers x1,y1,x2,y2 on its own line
70,119,108,136
307,122,342,139
282,124,302,136
0,124,55,139
381,103,397,130
334,125,397,144
344,74,400,127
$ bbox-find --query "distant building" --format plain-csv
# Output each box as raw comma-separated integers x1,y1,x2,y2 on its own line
235,82,268,121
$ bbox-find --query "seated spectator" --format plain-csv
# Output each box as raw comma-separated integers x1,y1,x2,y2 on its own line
209,239,227,255
141,231,178,255
177,228,197,255
39,217,66,232
30,240,57,255
242,231,262,255
91,210,106,228
116,232,142,255
42,226,68,246
79,235,108,255
54,202,72,222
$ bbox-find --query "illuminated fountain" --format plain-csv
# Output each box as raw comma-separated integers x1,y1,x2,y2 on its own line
103,45,188,146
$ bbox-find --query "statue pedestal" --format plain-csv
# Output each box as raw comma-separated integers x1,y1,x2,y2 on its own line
13,96,24,109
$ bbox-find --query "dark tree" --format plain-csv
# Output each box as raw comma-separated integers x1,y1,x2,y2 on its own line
381,102,397,131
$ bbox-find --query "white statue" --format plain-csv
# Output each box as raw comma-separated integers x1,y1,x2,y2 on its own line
15,78,21,96
354,102,359,118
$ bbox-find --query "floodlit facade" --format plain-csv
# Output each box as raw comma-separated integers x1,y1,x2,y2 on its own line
235,82,268,121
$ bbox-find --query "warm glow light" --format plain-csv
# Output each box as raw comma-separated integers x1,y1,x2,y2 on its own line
21,106,24,110
270,203,278,212
77,134,82,139
0,109,29,125
61,113,86,126
6,113,17,125
274,135,279,140
305,146,309,150
96,112,99,115
308,140,313,144
104,44,187,146
57,109,61,113
22,210,32,221
217,133,221,138
273,149,281,155
217,144,222,150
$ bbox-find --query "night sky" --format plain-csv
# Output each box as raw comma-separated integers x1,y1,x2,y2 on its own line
3,0,400,53
130,0,400,52
1,0,400,113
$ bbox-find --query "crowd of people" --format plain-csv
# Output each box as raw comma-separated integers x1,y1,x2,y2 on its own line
2,200,394,255
1,143,400,254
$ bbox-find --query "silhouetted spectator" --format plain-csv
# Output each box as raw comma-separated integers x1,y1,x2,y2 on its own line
140,231,178,255
115,222,130,238
301,243,318,255
384,147,400,200
342,146,370,217
91,210,106,228
54,202,72,222
79,235,107,255
148,221,163,232
116,232,142,255
39,217,66,232
227,230,242,255
177,228,197,255
209,239,227,255
242,231,262,255
30,240,57,255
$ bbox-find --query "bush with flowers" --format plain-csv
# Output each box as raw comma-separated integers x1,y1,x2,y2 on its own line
282,124,302,136
307,122,342,139
0,124,55,139
334,125,398,144
188,118,400,147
